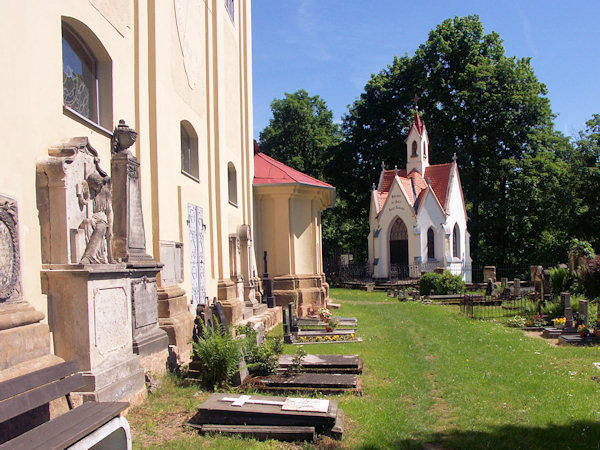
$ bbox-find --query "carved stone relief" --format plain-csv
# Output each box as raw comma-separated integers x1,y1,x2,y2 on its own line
0,195,22,302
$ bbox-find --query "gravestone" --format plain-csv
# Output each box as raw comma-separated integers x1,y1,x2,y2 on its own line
579,299,589,326
111,120,168,363
561,292,571,311
277,354,363,374
37,137,145,403
252,373,360,394
0,194,65,443
501,277,508,288
262,251,275,308
565,307,574,329
213,301,229,328
187,393,343,440
483,266,496,283
513,278,521,297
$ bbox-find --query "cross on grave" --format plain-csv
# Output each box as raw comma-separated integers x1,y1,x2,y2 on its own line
220,395,330,413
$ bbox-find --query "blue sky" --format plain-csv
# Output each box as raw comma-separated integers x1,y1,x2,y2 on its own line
252,0,600,140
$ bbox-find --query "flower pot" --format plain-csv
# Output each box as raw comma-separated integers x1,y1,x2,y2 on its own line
325,326,333,332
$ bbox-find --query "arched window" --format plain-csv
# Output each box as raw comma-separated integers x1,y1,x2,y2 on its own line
411,141,418,157
427,227,435,259
61,18,112,130
452,224,460,258
228,162,237,206
181,121,199,180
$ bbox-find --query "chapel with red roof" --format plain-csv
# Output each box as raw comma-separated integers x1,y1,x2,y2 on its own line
368,112,471,281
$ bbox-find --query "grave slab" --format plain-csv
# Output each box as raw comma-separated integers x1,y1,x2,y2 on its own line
558,334,600,346
249,373,361,394
541,327,577,339
187,392,343,439
277,354,363,374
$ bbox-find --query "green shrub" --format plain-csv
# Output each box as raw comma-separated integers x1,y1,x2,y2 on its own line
238,325,283,376
542,300,563,321
192,323,241,390
420,272,440,295
549,266,570,298
420,271,465,295
436,271,466,295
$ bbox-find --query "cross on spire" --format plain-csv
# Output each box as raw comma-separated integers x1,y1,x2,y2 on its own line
412,94,421,111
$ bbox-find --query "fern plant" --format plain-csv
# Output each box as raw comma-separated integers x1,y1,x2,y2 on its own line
192,322,241,390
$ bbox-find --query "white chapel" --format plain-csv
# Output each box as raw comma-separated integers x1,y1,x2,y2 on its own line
368,112,471,281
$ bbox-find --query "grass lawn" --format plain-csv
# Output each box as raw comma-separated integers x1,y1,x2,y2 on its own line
128,288,600,449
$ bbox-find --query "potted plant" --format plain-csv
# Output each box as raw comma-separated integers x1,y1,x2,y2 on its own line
553,317,566,329
577,324,590,337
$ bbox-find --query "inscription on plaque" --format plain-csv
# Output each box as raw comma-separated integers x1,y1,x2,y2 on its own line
128,173,146,250
94,287,129,352
281,398,330,413
132,278,158,328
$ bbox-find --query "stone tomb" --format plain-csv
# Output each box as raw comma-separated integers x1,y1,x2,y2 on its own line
277,354,363,374
249,373,361,395
542,293,577,339
186,393,343,441
37,137,145,403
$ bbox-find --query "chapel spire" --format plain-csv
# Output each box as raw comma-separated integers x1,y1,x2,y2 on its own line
405,104,429,175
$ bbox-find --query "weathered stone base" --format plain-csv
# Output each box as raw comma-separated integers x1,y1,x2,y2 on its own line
235,306,283,333
218,278,243,325
158,286,195,365
76,354,146,405
140,347,169,376
273,274,329,317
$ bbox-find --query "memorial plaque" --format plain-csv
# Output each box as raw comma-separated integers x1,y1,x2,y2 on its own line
127,170,146,250
94,286,130,352
281,398,330,413
132,277,158,328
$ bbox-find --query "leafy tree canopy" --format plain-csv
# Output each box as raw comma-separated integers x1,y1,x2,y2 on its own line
258,89,341,181
330,15,557,263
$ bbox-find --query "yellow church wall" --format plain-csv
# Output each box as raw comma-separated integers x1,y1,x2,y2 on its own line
0,0,255,320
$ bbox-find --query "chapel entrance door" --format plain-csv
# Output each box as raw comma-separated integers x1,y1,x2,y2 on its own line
389,218,409,279
188,203,206,307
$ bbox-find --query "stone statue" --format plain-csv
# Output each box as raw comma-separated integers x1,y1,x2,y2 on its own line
79,171,115,264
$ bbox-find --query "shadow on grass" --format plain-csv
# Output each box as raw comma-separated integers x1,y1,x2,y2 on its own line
360,421,600,449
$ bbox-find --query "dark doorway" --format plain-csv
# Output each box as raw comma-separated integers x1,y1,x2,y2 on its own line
389,218,409,278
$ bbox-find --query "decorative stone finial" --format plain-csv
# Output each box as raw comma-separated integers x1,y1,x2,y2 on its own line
412,94,421,111
111,119,138,154
381,161,385,170
452,153,457,162
394,165,398,175
372,183,376,190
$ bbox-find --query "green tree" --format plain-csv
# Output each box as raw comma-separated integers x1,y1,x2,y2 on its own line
258,89,341,181
570,115,600,251
331,15,557,264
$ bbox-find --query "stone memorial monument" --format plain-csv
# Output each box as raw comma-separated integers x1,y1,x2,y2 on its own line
37,137,145,403
0,194,63,381
110,120,168,370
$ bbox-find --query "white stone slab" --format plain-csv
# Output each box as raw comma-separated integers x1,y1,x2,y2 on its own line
281,398,330,413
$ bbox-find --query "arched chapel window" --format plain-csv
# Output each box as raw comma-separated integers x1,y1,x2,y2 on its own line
452,224,460,258
411,141,418,157
181,121,199,181
61,18,112,130
228,162,237,206
427,228,435,259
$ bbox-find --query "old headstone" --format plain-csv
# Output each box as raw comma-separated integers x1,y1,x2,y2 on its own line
579,300,589,326
483,266,496,283
501,277,508,288
37,137,145,402
262,251,275,308
561,292,571,311
485,278,495,296
213,301,229,328
565,307,574,329
513,278,521,297
111,120,168,362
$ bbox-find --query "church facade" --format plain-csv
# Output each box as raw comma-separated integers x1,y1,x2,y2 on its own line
368,113,471,281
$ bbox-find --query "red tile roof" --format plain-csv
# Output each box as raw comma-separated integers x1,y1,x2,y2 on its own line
374,163,453,212
424,163,452,208
253,152,334,188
